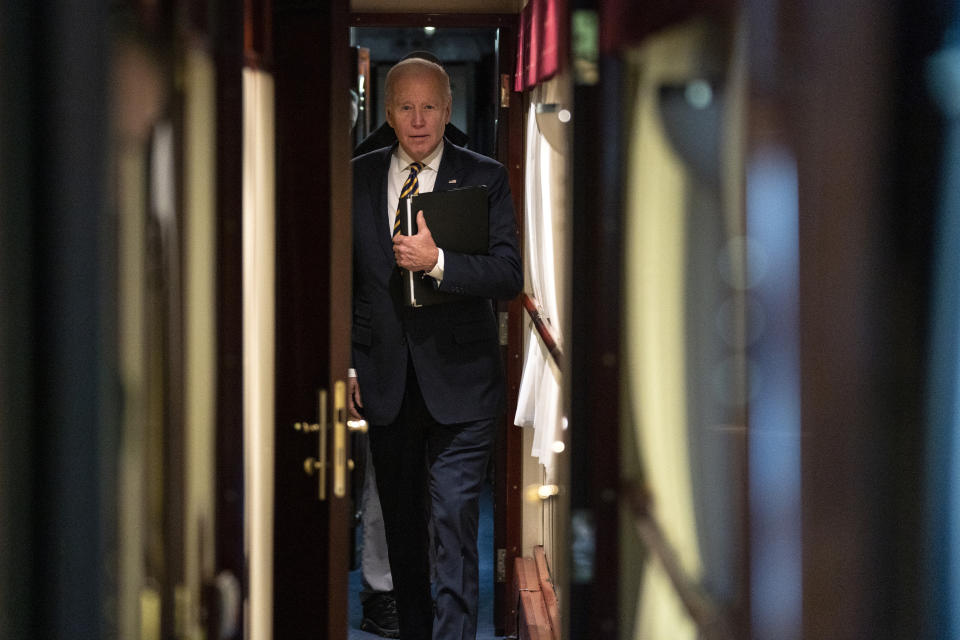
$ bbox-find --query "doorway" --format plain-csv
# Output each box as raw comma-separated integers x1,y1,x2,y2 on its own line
345,19,519,640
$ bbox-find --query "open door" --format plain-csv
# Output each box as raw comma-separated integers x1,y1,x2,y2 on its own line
269,1,354,638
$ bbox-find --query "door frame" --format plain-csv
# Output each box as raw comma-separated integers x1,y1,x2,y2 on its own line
213,0,245,636
347,12,524,635
215,1,355,638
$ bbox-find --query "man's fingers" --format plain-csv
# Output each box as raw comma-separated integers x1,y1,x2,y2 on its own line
347,377,364,419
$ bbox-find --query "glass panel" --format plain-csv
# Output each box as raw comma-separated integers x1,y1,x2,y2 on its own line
621,16,747,639
183,45,218,638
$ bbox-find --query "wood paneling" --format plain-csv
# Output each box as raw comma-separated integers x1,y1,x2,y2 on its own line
496,18,524,637
272,1,352,637
515,552,560,640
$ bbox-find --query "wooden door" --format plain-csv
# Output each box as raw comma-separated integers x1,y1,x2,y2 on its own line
272,1,354,638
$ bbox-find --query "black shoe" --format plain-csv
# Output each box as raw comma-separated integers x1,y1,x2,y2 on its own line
361,591,400,638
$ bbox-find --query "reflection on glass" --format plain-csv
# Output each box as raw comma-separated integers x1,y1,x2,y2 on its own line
746,145,801,640
622,16,745,640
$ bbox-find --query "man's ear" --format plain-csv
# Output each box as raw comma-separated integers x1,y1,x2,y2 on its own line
385,106,394,128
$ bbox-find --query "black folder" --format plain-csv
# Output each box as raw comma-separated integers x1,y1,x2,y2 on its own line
399,186,489,307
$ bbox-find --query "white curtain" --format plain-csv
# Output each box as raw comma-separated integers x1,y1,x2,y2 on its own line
514,80,568,474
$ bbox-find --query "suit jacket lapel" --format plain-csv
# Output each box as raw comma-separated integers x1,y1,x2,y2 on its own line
373,146,395,262
434,139,466,192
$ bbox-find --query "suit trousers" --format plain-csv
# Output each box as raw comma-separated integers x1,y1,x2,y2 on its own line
361,438,438,601
368,360,495,640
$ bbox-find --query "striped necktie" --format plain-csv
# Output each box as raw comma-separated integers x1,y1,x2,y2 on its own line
393,161,425,237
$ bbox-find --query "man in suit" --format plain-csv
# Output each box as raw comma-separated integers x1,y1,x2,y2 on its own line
350,51,470,640
347,57,521,640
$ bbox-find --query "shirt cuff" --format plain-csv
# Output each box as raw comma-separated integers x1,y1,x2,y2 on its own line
347,368,357,378
425,248,444,281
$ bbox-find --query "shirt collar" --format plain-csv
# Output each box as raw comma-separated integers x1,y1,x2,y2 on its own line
395,140,444,173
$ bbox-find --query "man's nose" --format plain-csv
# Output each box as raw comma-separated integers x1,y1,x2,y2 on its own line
412,109,425,126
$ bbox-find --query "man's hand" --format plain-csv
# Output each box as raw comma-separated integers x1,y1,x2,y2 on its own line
347,376,364,420
393,210,439,272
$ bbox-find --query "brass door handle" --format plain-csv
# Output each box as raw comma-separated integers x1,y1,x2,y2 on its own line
299,382,361,501
303,457,324,476
293,389,328,501
333,380,347,498
331,381,374,496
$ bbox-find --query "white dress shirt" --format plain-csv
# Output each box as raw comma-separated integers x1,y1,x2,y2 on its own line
390,142,445,281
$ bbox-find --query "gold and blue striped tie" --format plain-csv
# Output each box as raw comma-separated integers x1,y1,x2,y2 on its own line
393,161,425,237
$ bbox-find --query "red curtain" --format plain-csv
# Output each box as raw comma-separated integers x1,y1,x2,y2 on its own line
514,0,728,89
514,0,564,92
600,0,731,54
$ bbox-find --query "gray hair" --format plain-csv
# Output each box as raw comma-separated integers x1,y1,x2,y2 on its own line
384,57,452,107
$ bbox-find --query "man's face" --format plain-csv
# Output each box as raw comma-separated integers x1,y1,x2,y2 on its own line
386,69,451,162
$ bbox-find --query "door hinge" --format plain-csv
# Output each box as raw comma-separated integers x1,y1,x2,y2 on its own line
500,74,512,108
496,547,507,583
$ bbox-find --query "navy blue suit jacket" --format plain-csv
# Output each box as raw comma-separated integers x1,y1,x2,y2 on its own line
351,141,522,426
